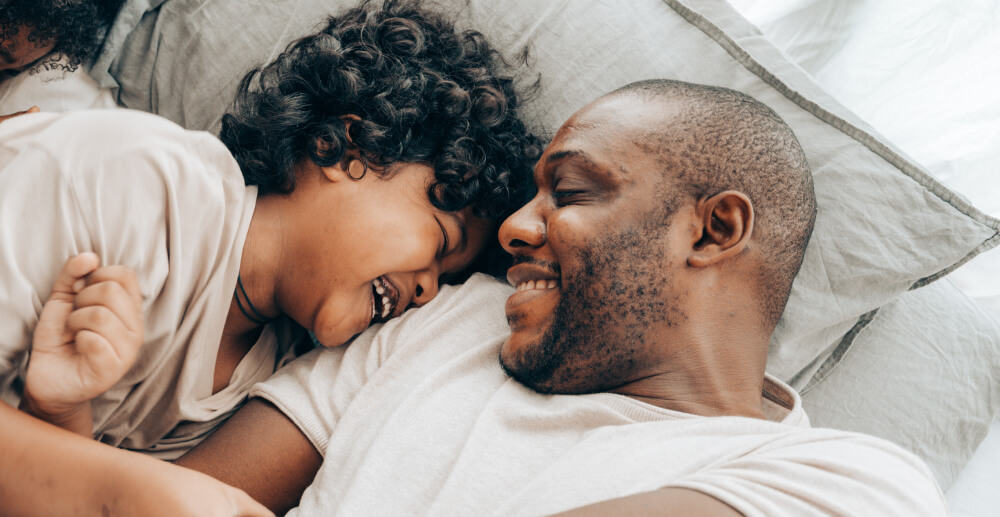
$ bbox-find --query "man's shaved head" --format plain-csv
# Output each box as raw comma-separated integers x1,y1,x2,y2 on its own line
606,80,816,325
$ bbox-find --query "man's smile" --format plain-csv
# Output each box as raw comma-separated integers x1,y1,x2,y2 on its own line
504,262,561,318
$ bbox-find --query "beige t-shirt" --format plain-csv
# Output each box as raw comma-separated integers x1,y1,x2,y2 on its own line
0,110,299,459
0,53,117,114
254,274,948,516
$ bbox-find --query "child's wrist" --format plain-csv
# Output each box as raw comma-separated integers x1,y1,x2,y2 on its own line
19,392,93,436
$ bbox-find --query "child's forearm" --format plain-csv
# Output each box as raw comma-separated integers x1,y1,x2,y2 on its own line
0,399,128,515
0,400,273,516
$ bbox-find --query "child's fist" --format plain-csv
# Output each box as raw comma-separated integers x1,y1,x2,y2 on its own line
23,253,144,431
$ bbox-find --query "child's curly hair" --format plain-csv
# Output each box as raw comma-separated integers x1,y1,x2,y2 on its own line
220,0,542,223
0,0,124,71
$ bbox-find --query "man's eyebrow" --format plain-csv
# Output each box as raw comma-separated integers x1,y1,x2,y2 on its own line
545,149,600,169
545,149,621,180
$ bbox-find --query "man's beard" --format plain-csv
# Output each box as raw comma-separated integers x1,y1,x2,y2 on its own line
500,220,682,394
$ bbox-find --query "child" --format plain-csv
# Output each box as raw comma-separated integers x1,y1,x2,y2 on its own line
0,1,539,514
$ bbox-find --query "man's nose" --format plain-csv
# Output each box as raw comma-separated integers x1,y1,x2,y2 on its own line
499,198,546,254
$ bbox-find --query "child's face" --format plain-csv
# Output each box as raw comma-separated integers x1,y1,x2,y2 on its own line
281,161,492,347
0,25,55,73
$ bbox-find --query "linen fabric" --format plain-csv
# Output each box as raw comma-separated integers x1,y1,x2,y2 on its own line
253,274,947,516
0,109,297,458
801,278,1000,488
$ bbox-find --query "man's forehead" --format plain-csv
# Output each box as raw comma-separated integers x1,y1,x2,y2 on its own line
568,94,679,131
537,94,679,173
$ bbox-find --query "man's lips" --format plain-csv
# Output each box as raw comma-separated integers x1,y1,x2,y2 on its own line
506,261,561,310
506,259,561,287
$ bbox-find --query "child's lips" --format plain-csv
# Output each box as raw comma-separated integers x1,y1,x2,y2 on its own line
369,276,399,324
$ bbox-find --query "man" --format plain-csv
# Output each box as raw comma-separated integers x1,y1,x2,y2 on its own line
178,80,947,515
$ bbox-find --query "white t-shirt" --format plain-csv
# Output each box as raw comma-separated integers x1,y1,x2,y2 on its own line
254,274,948,516
0,110,300,458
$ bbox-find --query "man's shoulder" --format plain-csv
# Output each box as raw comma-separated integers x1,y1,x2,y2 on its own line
703,422,948,515
582,417,948,516
375,273,513,354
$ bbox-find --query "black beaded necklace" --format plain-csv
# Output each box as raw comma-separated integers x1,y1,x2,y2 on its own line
234,275,274,325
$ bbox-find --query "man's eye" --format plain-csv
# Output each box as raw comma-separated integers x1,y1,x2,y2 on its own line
552,190,586,206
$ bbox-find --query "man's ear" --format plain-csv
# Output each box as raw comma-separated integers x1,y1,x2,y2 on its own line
688,190,754,268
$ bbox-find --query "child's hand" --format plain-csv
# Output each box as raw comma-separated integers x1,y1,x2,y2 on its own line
0,105,39,124
21,252,144,434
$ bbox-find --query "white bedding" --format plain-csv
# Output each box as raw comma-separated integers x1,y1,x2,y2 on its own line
728,0,1000,514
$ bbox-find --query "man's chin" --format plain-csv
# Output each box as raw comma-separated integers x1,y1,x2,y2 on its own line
498,336,572,395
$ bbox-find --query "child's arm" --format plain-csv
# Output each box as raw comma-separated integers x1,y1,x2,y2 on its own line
0,105,39,122
19,252,144,436
0,399,273,516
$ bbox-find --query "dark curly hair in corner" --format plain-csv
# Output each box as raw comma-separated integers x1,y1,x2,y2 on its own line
220,0,542,276
0,0,124,71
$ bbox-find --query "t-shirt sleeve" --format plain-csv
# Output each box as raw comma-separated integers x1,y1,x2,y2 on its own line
250,274,513,455
666,429,949,517
0,110,245,405
0,143,78,397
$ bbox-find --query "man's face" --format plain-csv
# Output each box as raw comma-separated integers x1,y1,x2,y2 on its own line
498,95,692,394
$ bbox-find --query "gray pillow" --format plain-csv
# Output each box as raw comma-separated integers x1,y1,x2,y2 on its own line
801,279,1000,489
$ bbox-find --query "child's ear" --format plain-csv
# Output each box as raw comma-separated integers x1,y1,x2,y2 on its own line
340,114,362,145
688,190,754,268
320,153,366,183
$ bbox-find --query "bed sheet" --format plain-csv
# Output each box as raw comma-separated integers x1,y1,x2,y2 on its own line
728,1,1000,514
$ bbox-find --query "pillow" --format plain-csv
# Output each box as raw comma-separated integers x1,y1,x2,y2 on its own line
100,0,337,132
89,0,168,94
800,278,1000,489
96,0,999,386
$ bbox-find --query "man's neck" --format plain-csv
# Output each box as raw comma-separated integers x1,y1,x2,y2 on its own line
611,371,767,419
610,330,770,419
